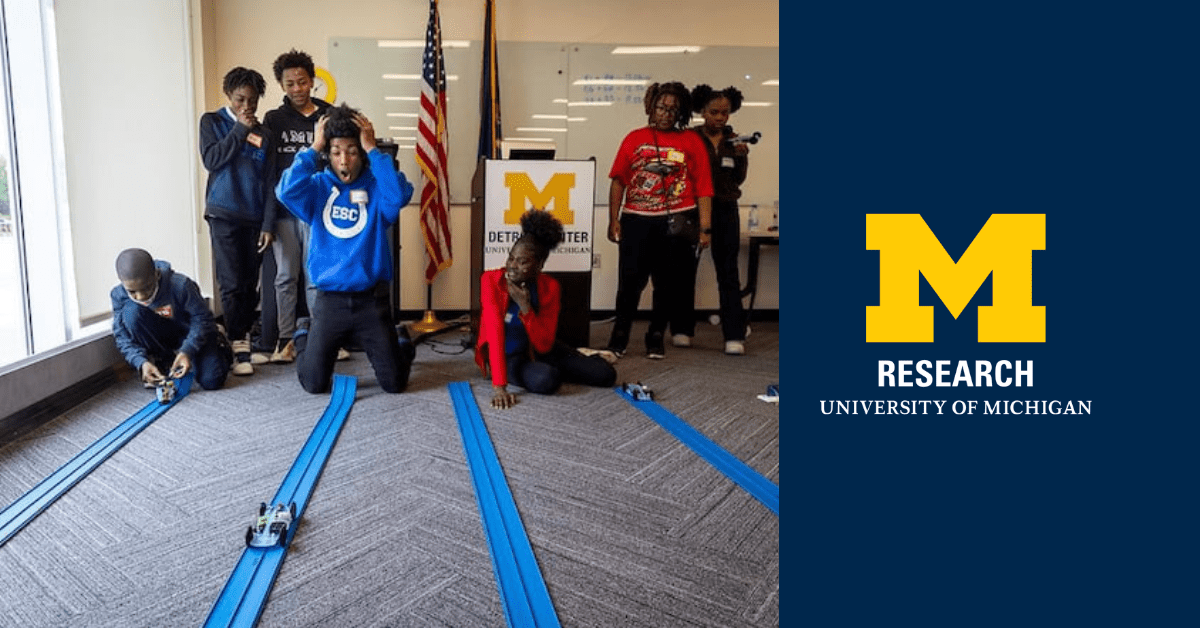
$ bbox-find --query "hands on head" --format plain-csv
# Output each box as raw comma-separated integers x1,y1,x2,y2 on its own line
353,113,377,152
311,114,329,152
311,112,377,152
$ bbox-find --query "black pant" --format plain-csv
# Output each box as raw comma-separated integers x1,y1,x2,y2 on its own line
709,199,746,341
611,212,697,347
506,341,617,394
296,284,414,394
207,217,261,342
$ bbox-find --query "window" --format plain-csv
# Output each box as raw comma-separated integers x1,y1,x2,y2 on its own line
0,3,30,366
0,0,81,372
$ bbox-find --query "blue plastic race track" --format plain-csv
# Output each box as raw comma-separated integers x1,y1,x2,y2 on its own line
448,381,561,628
0,373,196,547
203,374,357,628
616,386,780,516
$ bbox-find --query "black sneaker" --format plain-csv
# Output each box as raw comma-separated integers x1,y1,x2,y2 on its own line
645,331,666,360
606,329,629,358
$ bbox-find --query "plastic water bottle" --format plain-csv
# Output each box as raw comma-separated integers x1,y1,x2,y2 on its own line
747,204,760,232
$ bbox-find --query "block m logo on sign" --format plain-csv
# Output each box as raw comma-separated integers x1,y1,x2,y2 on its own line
503,172,576,225
866,214,1045,343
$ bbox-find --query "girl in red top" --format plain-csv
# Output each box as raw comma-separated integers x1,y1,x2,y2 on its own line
605,82,714,359
476,210,617,409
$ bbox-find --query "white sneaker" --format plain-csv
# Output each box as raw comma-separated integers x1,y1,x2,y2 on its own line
724,340,745,356
230,340,255,375
231,360,254,376
671,334,692,348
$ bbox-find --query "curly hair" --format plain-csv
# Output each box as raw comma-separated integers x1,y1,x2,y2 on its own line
690,84,743,114
222,67,266,97
324,103,362,147
516,209,565,262
273,49,316,82
643,81,692,130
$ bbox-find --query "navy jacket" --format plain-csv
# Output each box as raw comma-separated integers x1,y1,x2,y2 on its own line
111,261,216,370
199,107,275,231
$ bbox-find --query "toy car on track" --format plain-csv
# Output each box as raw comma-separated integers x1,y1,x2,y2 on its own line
245,502,296,548
155,379,177,404
622,382,654,401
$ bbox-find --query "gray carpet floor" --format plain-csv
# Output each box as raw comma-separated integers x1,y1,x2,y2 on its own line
0,319,779,627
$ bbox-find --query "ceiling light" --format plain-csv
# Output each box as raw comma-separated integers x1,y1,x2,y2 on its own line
382,73,459,81
378,39,471,48
611,46,702,55
573,79,648,86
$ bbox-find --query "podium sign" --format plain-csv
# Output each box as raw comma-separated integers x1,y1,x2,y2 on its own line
482,160,596,271
477,159,597,348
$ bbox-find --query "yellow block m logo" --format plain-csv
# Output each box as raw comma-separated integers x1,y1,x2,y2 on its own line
866,214,1045,343
503,172,576,225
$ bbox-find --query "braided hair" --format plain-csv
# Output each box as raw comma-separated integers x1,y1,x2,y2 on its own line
222,67,266,97
516,209,565,263
690,84,744,113
643,81,693,130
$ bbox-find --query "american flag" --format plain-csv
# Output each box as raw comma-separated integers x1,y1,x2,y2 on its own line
416,0,453,283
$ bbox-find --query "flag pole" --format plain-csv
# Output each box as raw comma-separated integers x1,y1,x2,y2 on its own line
410,0,455,338
410,283,451,334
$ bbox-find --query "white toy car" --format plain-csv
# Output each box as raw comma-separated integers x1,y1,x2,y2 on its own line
245,502,296,548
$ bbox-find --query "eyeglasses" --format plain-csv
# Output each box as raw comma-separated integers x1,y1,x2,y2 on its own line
654,104,680,115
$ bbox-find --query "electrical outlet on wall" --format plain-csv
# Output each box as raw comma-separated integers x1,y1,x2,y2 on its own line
592,253,601,269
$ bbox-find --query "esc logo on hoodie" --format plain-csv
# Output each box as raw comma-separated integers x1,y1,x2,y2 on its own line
323,189,369,238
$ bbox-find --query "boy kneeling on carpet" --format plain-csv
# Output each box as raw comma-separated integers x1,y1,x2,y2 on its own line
275,104,416,394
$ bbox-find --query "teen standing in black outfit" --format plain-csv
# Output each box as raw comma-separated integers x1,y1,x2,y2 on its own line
691,85,750,355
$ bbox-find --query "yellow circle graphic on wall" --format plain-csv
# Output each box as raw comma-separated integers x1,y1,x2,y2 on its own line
313,67,337,104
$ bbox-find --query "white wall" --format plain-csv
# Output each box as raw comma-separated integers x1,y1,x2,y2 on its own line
199,0,780,314
56,0,202,322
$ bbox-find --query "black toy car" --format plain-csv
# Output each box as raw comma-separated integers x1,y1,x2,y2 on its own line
245,502,296,548
622,382,654,401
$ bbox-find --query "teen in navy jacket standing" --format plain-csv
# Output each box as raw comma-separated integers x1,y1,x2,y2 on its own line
275,104,416,394
199,66,274,376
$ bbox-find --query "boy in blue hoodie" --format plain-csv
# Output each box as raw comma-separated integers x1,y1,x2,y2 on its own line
276,104,416,394
199,66,274,376
111,248,232,390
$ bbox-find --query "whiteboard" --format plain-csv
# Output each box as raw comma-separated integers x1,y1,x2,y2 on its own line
329,38,778,207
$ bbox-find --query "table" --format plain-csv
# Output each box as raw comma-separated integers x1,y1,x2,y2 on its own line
741,230,780,323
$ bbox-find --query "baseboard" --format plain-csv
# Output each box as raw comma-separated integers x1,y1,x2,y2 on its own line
0,365,127,446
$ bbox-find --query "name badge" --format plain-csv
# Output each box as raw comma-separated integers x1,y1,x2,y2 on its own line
246,132,263,148
504,312,513,323
721,157,735,168
350,190,369,204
